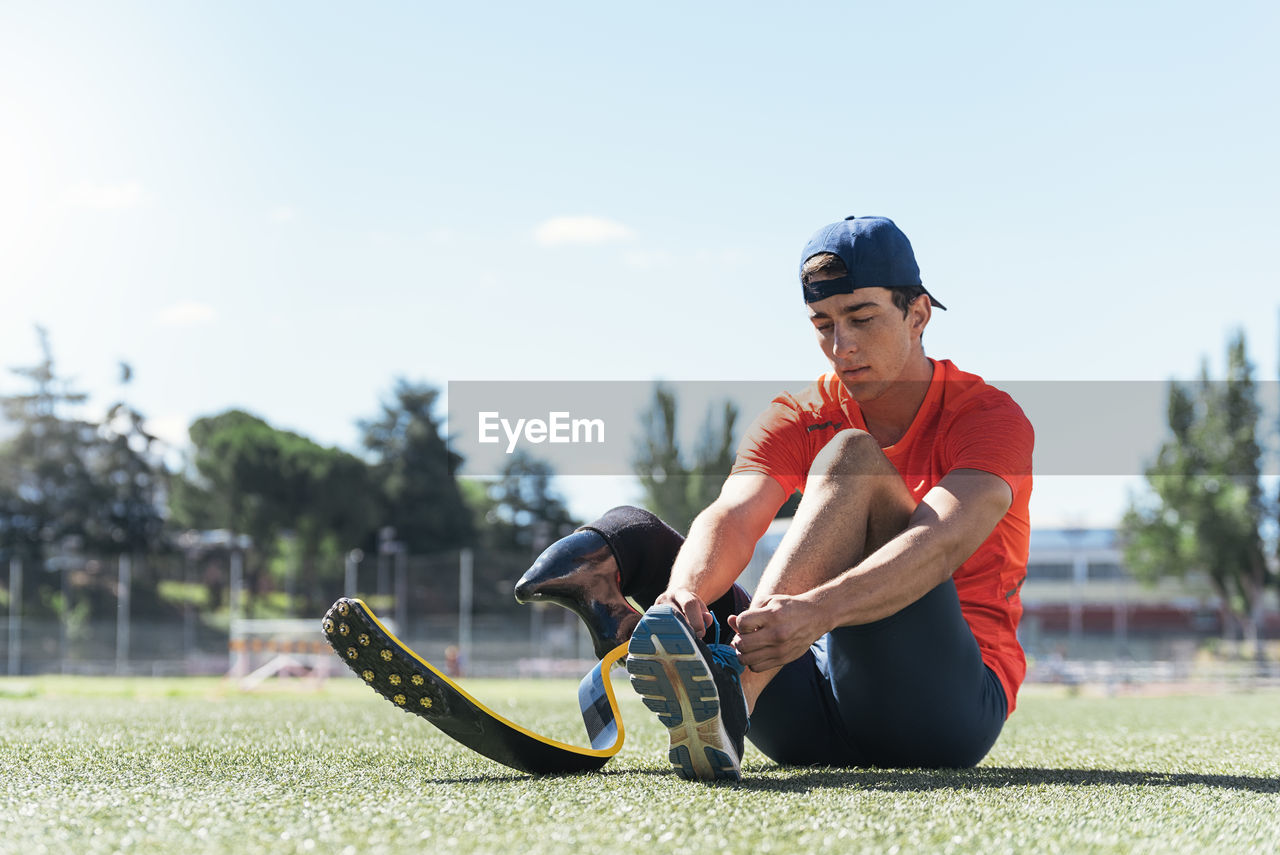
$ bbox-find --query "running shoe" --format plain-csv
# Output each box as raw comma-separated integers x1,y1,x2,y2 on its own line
625,603,749,782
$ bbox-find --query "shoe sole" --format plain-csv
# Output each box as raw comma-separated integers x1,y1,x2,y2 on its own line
625,605,741,782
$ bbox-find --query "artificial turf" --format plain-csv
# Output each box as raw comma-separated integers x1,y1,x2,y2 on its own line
1,674,1277,854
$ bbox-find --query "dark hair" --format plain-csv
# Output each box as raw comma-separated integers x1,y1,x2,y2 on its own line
800,252,846,286
889,286,929,316
802,252,929,318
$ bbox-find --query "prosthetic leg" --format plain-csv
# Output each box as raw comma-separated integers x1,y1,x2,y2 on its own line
322,506,748,775
321,596,627,774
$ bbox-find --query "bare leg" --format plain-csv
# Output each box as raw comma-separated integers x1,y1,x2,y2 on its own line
739,429,917,709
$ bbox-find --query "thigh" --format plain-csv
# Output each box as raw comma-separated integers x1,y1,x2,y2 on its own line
825,578,1008,768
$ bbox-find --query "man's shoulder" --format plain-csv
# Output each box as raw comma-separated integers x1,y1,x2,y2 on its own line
764,373,848,422
934,360,1034,446
937,360,1029,419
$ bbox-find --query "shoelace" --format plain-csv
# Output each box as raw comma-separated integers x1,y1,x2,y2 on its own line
702,613,749,731
703,614,745,679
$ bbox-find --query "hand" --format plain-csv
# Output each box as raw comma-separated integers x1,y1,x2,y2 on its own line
654,588,713,637
727,594,827,672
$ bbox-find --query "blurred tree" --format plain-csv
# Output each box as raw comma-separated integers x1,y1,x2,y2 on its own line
286,436,374,613
633,383,738,534
1122,331,1273,652
172,409,373,614
0,329,166,563
456,454,581,616
92,362,168,555
359,379,473,554
468,451,579,554
0,327,95,563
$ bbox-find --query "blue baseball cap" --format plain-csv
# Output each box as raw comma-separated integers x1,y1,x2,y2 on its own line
799,215,946,310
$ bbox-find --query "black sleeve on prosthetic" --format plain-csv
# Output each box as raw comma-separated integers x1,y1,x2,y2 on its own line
577,505,751,645
577,506,683,609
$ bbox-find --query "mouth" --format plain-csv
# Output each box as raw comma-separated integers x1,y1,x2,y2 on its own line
840,366,871,379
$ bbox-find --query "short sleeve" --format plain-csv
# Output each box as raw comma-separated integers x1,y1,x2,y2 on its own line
941,392,1034,496
730,395,810,497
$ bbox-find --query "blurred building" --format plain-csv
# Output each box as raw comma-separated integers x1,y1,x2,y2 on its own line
1022,527,1216,661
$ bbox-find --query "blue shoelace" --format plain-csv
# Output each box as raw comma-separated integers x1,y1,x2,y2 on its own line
703,614,745,680
703,613,749,731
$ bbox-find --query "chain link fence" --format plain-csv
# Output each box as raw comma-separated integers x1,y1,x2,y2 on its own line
1,546,599,678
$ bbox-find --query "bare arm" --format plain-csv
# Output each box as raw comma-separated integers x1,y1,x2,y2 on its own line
731,468,1013,670
658,473,788,633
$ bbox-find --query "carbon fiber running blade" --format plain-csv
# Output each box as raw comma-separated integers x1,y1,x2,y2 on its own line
321,597,627,775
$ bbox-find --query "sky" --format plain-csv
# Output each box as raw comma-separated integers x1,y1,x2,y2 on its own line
2,1,1278,528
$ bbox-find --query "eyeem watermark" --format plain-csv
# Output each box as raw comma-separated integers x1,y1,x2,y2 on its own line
451,380,1251,476
478,411,605,454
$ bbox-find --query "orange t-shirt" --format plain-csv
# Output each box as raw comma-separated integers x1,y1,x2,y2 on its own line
731,358,1034,714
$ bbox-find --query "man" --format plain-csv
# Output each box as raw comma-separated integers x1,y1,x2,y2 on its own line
518,215,1033,782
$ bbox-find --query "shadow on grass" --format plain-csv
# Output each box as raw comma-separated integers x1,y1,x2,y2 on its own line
423,768,672,785
424,767,1277,792
736,765,1280,794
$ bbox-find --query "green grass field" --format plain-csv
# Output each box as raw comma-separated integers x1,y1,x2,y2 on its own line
2,675,1278,855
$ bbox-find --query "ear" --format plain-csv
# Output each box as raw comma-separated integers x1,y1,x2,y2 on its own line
909,294,932,339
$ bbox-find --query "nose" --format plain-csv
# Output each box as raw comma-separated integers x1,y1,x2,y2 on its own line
831,324,858,359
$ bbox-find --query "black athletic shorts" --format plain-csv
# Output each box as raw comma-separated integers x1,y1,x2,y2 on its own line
746,578,1008,768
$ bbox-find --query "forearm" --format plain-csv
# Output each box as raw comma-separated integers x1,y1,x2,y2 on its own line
809,521,955,630
667,503,760,602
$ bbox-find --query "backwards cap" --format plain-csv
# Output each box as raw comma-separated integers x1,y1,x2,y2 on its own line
800,215,946,310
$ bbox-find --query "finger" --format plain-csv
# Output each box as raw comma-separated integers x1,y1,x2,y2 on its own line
655,590,707,635
675,594,709,635
732,607,768,635
739,643,791,672
684,607,708,636
730,625,775,656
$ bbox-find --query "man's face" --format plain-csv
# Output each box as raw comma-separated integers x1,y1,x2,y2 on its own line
806,286,927,401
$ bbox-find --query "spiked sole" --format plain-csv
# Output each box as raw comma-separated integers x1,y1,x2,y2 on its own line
625,606,742,782
321,597,628,775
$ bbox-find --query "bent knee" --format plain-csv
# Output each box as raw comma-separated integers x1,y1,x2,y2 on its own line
808,429,893,479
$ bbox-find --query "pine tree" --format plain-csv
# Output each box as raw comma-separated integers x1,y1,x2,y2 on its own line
1122,330,1274,650
0,329,165,562
471,451,578,554
633,383,738,535
359,379,474,554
